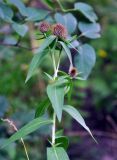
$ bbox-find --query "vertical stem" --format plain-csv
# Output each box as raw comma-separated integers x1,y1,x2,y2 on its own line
52,53,57,145
52,53,57,77
51,49,61,145
52,113,56,145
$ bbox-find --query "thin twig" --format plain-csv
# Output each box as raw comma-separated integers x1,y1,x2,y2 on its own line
1,118,30,160
107,115,117,132
0,42,39,51
66,130,117,140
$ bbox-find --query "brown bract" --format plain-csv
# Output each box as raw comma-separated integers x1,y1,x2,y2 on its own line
51,23,68,39
69,67,78,78
39,21,50,33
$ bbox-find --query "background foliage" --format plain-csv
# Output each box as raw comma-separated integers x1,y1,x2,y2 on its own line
0,0,117,160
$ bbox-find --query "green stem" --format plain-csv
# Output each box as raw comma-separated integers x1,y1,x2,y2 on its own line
52,53,57,78
52,113,56,145
56,0,76,12
51,45,61,145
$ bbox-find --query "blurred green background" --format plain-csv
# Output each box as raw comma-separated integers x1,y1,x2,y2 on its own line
0,0,117,160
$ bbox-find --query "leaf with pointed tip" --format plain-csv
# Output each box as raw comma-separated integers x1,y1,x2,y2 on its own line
59,41,73,66
74,44,96,80
47,78,67,122
25,35,56,82
44,72,53,80
63,105,97,143
78,22,101,39
74,2,98,22
47,147,70,160
0,118,52,149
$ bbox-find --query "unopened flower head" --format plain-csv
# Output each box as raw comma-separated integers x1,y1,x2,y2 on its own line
39,21,50,33
51,23,67,39
69,67,78,78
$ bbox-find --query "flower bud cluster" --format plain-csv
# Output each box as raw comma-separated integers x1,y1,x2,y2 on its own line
39,21,67,39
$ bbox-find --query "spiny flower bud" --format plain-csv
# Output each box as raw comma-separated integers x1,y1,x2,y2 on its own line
69,67,78,78
39,21,50,33
51,23,67,39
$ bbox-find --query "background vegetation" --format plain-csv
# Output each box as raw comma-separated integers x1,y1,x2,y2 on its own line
0,0,117,159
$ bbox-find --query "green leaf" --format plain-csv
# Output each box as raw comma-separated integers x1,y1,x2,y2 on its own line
74,2,98,22
63,105,97,143
74,44,96,80
47,79,66,122
12,23,28,37
26,7,50,22
55,13,77,34
0,3,13,22
47,147,70,160
78,22,101,39
35,98,50,118
8,0,27,16
59,41,73,66
36,35,56,55
1,118,52,149
44,72,53,80
42,0,55,10
55,136,69,150
55,130,63,137
25,35,56,82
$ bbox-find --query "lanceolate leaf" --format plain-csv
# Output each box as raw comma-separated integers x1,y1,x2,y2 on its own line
47,79,66,122
74,2,98,22
63,105,97,143
35,98,50,118
78,22,101,39
47,147,70,160
1,118,52,149
25,35,56,82
59,41,73,66
74,44,96,80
